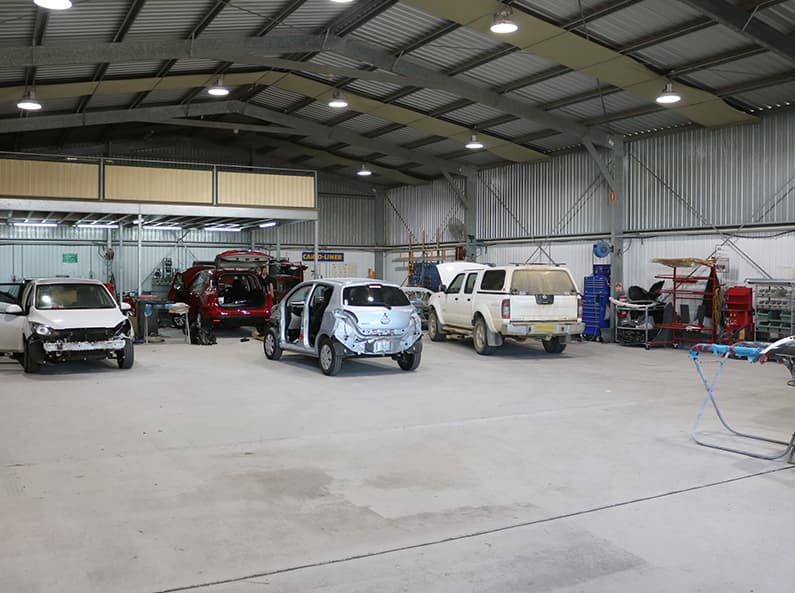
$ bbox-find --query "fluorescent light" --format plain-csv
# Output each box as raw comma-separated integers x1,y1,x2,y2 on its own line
34,0,72,9
357,163,372,177
490,7,518,34
205,226,241,232
330,0,354,3
656,83,681,105
208,78,229,97
143,225,182,231
466,134,484,150
76,223,119,229
13,222,57,228
17,91,42,111
259,222,277,228
328,90,348,109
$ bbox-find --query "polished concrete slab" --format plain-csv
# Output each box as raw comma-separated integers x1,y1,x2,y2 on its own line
1,332,793,593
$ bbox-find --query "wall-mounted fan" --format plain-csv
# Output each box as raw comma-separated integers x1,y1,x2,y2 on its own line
593,241,611,258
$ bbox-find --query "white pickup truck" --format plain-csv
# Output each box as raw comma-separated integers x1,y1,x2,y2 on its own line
427,264,583,355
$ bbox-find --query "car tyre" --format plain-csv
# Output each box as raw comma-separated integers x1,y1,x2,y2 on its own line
472,317,495,355
397,350,422,371
542,337,567,354
117,339,134,369
318,337,343,376
23,339,41,374
264,327,282,361
427,309,446,342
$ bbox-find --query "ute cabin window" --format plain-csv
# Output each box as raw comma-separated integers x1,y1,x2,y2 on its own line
511,270,577,295
464,273,478,294
446,274,465,294
480,270,506,291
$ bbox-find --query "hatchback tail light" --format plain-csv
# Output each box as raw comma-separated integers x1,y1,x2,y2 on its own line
501,298,510,320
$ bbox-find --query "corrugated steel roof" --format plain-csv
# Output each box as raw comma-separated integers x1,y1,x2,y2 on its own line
0,0,792,182
351,3,449,53
584,0,706,46
683,52,794,89
632,24,751,67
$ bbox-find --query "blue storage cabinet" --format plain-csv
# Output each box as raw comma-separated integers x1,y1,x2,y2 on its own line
583,264,611,340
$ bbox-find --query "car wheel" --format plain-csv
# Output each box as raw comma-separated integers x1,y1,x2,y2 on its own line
427,309,446,342
23,339,41,374
318,338,343,376
542,337,567,354
117,339,134,369
397,350,422,371
472,317,495,355
264,327,282,361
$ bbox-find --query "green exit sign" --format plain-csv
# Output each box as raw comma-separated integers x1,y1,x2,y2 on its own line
62,253,78,264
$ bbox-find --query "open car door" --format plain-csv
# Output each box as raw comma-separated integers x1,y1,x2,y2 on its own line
0,283,26,353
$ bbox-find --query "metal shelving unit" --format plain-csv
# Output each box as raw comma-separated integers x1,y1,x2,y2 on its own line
748,279,795,341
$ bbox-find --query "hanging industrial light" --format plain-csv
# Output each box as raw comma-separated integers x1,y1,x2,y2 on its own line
656,82,681,105
466,134,484,150
34,0,72,9
207,78,230,97
17,90,42,111
328,89,348,109
357,163,372,177
490,6,518,34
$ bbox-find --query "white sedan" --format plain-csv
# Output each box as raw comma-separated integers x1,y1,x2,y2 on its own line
0,278,134,373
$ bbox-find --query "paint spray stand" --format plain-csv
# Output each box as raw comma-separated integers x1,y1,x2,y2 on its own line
689,339,795,461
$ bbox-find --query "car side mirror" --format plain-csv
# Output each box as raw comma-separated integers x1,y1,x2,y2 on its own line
439,284,447,293
120,302,132,313
4,304,23,315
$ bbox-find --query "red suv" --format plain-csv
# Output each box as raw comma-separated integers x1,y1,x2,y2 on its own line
168,250,305,341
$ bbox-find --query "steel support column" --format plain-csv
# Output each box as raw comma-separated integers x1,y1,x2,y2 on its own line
374,189,386,278
464,172,478,262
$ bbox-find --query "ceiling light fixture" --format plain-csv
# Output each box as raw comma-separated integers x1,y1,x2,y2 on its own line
205,226,242,232
656,82,681,105
17,91,42,111
143,225,182,231
259,222,277,228
357,163,372,177
76,223,119,229
328,89,348,109
14,221,58,227
34,0,72,9
207,78,230,97
466,134,484,149
490,6,518,34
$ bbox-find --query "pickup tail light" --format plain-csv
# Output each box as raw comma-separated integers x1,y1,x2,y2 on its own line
577,296,582,322
501,298,510,320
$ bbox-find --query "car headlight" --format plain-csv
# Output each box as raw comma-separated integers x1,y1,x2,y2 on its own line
31,322,53,337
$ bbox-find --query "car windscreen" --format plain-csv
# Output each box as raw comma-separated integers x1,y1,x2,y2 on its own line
510,270,577,295
36,284,117,310
343,285,411,307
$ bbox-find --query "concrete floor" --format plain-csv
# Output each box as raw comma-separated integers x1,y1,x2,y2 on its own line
1,330,794,593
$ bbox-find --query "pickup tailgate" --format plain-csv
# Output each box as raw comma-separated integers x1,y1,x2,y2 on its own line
510,293,578,321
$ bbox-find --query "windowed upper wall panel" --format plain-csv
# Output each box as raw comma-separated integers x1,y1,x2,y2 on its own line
0,159,98,200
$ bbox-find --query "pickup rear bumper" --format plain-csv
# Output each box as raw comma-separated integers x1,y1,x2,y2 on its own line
501,322,584,337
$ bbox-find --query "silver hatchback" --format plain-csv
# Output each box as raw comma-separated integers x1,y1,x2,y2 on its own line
264,278,423,375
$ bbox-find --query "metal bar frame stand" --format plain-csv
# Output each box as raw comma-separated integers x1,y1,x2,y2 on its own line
690,345,795,461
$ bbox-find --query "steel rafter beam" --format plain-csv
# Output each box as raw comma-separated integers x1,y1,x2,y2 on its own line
677,0,795,65
232,102,466,174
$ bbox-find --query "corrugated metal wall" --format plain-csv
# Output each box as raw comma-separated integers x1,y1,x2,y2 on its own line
384,111,795,247
627,110,795,230
386,178,464,245
476,152,607,240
